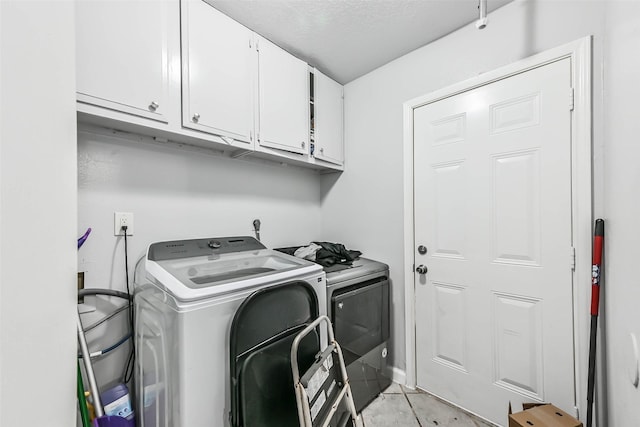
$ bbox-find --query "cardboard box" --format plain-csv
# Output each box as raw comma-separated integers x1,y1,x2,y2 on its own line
509,403,583,427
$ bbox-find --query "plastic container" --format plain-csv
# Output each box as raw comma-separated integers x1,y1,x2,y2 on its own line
92,416,131,427
100,383,135,427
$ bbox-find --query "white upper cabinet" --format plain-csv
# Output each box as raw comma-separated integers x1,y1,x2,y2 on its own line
257,36,309,155
75,1,343,170
76,0,169,122
181,0,256,147
313,70,344,166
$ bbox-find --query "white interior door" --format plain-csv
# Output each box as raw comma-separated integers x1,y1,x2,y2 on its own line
414,58,575,426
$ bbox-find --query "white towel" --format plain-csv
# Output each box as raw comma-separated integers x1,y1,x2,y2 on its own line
294,243,322,261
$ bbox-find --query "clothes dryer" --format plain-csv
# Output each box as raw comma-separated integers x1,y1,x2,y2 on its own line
326,258,391,412
133,236,326,427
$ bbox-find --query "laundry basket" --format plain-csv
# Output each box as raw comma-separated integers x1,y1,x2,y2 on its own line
291,315,362,427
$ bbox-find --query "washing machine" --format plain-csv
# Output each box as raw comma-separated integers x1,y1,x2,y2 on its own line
133,236,326,427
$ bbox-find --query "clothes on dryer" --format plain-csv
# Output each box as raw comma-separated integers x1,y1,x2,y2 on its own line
314,242,361,267
286,242,362,268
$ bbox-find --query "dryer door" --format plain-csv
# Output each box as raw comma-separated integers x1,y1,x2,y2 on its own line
331,278,389,364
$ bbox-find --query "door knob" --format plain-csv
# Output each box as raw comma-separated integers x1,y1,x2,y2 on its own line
418,245,427,255
416,265,428,275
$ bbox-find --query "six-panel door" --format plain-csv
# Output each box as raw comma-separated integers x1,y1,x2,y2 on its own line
413,58,575,425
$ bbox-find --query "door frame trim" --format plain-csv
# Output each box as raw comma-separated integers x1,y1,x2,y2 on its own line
402,36,592,418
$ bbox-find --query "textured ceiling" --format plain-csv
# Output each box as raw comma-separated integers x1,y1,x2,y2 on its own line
207,0,513,84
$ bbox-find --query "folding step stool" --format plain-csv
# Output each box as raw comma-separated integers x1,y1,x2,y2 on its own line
291,315,363,427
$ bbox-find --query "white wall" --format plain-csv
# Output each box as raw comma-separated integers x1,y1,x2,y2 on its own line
602,2,640,425
78,130,323,272
77,129,324,383
322,0,606,375
323,0,640,425
0,1,77,426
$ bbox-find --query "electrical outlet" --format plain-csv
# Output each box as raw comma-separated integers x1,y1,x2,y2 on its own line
114,212,134,236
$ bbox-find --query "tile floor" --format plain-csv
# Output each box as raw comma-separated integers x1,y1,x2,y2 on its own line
360,383,496,427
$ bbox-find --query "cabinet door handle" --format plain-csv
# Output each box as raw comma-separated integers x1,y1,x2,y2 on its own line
320,147,324,154
149,101,159,111
192,113,200,123
301,141,306,149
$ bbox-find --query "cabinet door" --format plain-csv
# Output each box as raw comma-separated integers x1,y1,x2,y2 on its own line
76,0,169,122
258,37,309,155
314,70,344,166
181,0,255,147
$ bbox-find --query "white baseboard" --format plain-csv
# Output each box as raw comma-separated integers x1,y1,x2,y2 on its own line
385,366,407,386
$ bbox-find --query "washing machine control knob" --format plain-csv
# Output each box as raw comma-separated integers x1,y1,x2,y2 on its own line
208,240,222,249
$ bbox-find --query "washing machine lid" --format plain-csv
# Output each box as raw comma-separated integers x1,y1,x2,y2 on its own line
144,236,323,301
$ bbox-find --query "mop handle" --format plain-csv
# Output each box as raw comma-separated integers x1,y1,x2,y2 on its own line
77,310,104,417
587,218,604,427
77,362,92,427
590,219,604,316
